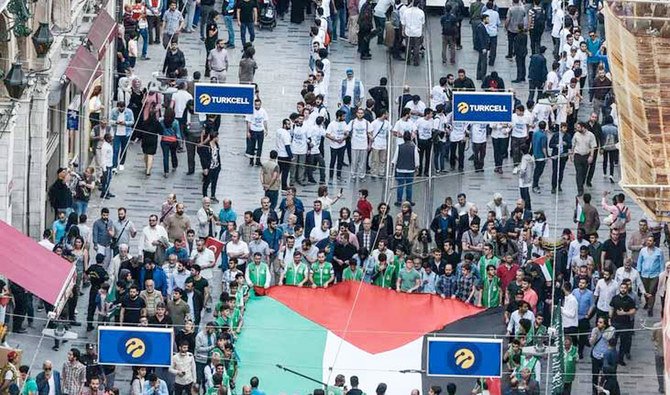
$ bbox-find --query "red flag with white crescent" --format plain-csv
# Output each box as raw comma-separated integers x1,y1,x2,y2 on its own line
205,237,224,260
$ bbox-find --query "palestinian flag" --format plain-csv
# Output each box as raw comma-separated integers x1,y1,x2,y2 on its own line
235,282,505,394
532,255,554,281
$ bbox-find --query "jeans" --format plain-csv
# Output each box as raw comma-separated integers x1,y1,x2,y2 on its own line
351,149,367,178
577,318,590,356
224,15,235,46
374,16,385,44
519,187,531,210
472,142,486,170
240,22,255,46
161,141,179,173
278,156,291,190
615,326,632,360
449,140,465,170
488,35,498,65
100,167,113,197
147,15,161,43
139,28,149,58
395,171,414,203
574,153,589,195
336,7,346,38
530,31,542,54
643,276,660,312
185,0,197,30
442,34,457,64
417,139,432,175
506,31,517,57
528,79,543,103
586,149,598,185
656,355,665,390
552,156,568,189
492,137,507,169
248,130,264,161
586,7,598,33
291,153,307,183
74,200,89,216
200,5,214,38
433,141,447,171
591,357,603,395
602,150,617,177
515,54,526,80
113,135,130,168
532,159,546,188
329,147,345,179
265,189,279,210
203,166,221,197
307,153,326,182
477,50,488,80
174,383,192,395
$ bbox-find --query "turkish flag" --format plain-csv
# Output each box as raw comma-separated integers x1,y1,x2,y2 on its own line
205,237,225,261
486,378,501,395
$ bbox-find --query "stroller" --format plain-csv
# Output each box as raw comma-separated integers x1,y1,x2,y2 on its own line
258,0,277,30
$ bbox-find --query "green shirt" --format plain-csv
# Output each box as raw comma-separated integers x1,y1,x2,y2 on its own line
343,266,363,281
224,356,238,381
398,268,421,291
246,261,270,287
563,345,578,383
373,265,396,288
525,324,547,347
21,378,37,395
285,261,310,285
311,262,334,287
478,255,500,278
230,307,242,332
480,276,501,308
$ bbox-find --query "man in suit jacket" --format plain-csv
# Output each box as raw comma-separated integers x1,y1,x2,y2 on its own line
457,205,480,245
356,218,378,251
486,193,510,222
305,200,332,237
181,279,204,326
36,361,61,395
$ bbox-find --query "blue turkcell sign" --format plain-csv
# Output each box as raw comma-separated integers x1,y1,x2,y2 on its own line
427,337,503,378
452,92,514,123
98,326,174,367
194,83,255,115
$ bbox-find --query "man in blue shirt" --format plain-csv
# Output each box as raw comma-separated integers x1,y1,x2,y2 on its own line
637,235,664,317
572,276,594,359
531,120,548,194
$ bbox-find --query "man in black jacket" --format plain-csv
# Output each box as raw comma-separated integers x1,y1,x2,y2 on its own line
528,46,548,102
512,25,528,82
48,167,73,217
163,40,186,78
473,14,490,80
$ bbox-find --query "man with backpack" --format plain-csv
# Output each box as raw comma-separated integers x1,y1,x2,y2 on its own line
445,0,464,49
390,0,405,60
440,5,458,64
528,0,546,54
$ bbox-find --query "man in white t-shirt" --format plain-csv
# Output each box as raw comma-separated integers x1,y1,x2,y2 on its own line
326,109,349,182
510,105,532,174
414,108,434,177
471,122,488,172
190,238,216,280
306,118,327,184
245,99,269,166
392,107,416,145
369,109,390,178
404,95,426,125
430,77,449,109
445,112,469,171
275,118,293,190
291,115,309,185
347,107,371,180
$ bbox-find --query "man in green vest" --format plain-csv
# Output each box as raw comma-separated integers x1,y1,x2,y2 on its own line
343,260,363,281
525,314,547,347
245,252,271,289
563,336,578,394
373,254,395,289
310,251,335,288
517,354,541,382
479,264,502,308
478,243,500,279
222,344,238,388
282,251,310,287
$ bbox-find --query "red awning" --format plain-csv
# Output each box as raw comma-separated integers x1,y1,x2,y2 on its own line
87,10,117,60
0,220,75,306
65,46,101,95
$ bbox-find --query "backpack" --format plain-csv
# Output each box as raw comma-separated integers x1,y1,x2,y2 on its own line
440,13,457,35
603,132,616,151
612,206,628,229
391,5,402,28
359,2,374,31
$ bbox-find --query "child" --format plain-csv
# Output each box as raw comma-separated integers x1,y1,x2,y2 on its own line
221,258,241,294
95,283,113,324
127,31,138,69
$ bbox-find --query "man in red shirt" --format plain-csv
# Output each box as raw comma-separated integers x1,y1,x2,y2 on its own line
356,188,373,219
496,253,520,300
521,276,539,313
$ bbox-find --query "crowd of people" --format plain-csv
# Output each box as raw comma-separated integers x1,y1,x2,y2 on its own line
3,0,668,394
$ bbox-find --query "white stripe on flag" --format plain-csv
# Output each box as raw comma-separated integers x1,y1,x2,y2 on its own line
322,331,423,394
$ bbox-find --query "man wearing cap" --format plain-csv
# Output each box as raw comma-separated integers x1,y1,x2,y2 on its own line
340,69,364,107
109,101,135,173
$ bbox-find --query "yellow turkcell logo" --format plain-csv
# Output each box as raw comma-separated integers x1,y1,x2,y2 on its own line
454,348,475,369
199,93,212,106
457,102,469,114
125,338,146,358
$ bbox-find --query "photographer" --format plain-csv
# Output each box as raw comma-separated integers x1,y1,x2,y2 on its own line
197,197,218,239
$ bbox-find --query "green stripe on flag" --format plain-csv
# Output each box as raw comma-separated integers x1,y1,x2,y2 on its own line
236,295,327,394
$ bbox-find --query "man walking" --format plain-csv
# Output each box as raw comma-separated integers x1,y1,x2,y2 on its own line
392,132,419,206
571,122,597,197
473,14,490,80
638,235,663,317
401,0,425,67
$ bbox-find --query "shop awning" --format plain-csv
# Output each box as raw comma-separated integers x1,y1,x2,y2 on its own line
0,220,75,306
65,46,101,95
87,10,117,60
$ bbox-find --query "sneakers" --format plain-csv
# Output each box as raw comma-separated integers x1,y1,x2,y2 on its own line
512,166,519,174
119,164,125,171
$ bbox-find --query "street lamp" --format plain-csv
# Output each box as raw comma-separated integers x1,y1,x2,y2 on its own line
3,63,27,99
32,22,54,57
